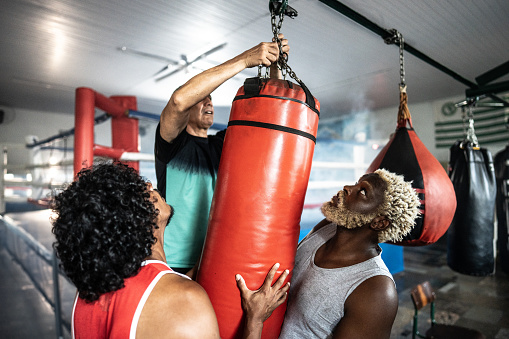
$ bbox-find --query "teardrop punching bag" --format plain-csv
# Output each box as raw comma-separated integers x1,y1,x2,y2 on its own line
366,88,456,246
495,145,509,274
447,141,496,276
197,77,320,339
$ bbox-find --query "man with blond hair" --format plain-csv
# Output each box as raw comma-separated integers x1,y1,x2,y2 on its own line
279,169,420,339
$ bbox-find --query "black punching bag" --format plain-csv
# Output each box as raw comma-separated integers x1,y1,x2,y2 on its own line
494,145,509,274
447,140,496,276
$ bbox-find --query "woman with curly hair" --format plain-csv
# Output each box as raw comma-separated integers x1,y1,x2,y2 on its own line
52,162,289,339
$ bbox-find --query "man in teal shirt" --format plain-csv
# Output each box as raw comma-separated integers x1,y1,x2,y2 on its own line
155,37,289,274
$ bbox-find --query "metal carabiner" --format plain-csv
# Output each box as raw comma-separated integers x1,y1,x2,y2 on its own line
269,0,287,16
270,0,297,18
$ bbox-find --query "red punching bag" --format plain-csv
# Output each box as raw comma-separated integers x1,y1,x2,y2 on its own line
197,77,320,339
367,87,456,245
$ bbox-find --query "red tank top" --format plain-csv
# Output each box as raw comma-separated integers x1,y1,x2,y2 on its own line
72,260,189,339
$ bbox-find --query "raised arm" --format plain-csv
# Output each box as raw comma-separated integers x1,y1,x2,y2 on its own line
159,38,288,142
332,275,398,339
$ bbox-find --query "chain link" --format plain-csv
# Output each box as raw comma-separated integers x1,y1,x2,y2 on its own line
398,32,405,87
462,102,479,147
269,8,302,83
384,29,406,87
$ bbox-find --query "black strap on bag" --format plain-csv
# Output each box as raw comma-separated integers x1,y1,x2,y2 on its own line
240,77,318,115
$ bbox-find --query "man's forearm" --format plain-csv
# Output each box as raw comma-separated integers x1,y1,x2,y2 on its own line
241,318,264,339
174,55,246,111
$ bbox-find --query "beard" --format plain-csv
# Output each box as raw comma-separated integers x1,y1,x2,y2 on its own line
320,190,378,229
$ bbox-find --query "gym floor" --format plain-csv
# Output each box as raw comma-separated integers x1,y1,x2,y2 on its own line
1,207,508,339
391,237,509,339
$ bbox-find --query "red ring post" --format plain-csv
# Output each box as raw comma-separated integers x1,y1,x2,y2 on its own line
110,96,139,172
74,87,95,177
74,88,140,175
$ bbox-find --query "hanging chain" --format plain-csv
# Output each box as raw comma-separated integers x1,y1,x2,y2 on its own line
257,64,270,78
462,100,479,147
398,32,405,88
271,11,287,79
268,1,301,83
384,29,406,88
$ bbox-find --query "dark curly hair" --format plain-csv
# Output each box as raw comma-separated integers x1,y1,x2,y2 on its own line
51,162,158,302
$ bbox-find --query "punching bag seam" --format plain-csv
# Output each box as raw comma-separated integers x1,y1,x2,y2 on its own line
228,120,316,143
233,94,320,116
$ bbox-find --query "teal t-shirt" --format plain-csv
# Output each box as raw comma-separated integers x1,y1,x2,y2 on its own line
164,166,215,267
155,124,225,268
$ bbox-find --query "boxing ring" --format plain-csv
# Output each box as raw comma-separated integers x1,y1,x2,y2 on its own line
0,88,164,337
0,87,403,338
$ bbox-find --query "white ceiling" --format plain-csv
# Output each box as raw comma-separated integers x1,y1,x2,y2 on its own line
1,0,508,121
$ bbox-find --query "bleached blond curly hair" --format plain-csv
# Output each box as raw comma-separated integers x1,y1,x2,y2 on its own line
374,168,421,243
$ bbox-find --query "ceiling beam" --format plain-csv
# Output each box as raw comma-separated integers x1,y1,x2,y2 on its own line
317,0,476,87
475,60,509,86
466,80,509,98
317,0,509,107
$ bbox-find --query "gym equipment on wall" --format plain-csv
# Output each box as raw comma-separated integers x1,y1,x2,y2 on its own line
197,2,319,338
495,145,509,274
447,102,496,276
366,30,456,246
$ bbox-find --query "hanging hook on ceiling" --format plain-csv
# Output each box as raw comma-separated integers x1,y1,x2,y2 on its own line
384,29,406,91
